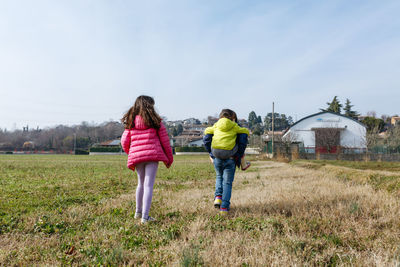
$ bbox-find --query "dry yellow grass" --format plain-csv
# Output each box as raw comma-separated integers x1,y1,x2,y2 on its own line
162,161,400,266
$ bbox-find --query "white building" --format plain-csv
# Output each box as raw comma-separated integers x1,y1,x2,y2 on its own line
172,136,203,147
283,111,366,153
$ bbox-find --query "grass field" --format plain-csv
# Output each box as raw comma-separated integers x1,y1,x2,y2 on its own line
1,155,400,266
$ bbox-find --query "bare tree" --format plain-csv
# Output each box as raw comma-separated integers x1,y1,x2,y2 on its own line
384,125,400,152
381,114,390,123
363,125,381,153
0,121,125,152
277,131,301,158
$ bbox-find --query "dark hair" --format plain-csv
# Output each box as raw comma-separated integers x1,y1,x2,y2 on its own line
121,95,162,129
219,109,236,121
231,111,238,123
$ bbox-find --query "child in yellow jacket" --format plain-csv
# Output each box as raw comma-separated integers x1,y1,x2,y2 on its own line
204,109,250,215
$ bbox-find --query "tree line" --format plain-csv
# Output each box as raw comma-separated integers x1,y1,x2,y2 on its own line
0,121,124,152
1,97,397,152
248,111,294,135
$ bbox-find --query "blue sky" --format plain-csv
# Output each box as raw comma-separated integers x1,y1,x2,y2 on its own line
1,0,399,130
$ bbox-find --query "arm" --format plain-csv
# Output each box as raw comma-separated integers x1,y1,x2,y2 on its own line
233,124,250,135
158,123,174,167
235,133,248,158
203,133,214,158
204,126,215,135
120,129,131,154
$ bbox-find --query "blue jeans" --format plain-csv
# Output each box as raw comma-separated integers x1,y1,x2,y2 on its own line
213,158,236,210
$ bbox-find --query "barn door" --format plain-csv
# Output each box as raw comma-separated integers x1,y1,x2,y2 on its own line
314,128,341,154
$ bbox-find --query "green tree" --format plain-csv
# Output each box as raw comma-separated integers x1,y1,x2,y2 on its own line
322,96,342,114
264,113,292,131
252,124,263,136
177,124,183,135
76,137,90,149
343,99,360,119
248,111,258,129
361,117,385,133
62,136,74,150
287,116,294,125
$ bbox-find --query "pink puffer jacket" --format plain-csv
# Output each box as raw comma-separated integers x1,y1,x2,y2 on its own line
121,115,173,170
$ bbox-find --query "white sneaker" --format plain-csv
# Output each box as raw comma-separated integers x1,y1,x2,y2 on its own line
134,212,142,219
141,216,156,224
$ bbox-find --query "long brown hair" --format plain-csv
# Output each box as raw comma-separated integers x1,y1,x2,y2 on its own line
121,95,162,129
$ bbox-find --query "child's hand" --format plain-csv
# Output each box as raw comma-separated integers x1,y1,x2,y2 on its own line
209,157,214,164
165,162,172,168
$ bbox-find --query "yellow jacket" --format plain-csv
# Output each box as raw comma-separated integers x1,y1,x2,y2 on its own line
204,118,249,150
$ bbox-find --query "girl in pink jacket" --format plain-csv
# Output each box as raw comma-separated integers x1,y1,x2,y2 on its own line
121,95,173,223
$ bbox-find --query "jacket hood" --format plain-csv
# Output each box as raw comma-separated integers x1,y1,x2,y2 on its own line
134,115,149,130
215,118,236,132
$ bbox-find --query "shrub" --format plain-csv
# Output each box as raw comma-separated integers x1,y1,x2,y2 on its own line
89,147,121,153
74,149,89,155
174,146,206,152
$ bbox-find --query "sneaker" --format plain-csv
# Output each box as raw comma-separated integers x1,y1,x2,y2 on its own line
219,208,228,216
134,212,142,219
214,197,222,209
241,161,251,171
141,216,156,224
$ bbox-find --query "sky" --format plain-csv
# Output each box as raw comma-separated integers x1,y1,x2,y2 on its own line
1,0,400,130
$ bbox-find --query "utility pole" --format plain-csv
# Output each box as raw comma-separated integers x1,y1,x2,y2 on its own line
272,102,275,157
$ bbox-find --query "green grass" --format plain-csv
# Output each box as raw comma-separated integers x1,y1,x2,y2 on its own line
0,155,214,265
0,155,213,215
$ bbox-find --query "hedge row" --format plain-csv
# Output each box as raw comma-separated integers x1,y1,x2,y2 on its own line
75,149,89,155
174,146,207,152
89,147,122,153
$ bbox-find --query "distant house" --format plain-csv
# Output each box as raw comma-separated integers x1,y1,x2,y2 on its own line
263,131,285,141
183,118,201,125
23,141,35,150
173,136,203,147
166,120,183,127
187,137,204,147
90,139,122,154
184,125,208,132
262,131,286,154
180,129,203,136
283,111,367,153
100,139,121,147
391,116,400,126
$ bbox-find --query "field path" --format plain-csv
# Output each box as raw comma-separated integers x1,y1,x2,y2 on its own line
163,160,400,266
